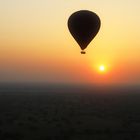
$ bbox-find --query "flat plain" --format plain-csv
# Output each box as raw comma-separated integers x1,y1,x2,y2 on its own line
0,84,140,140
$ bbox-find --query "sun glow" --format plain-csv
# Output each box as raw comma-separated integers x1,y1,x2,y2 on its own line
99,65,105,72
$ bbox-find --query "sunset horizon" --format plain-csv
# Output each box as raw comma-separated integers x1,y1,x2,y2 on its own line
1,0,140,86
1,1,140,139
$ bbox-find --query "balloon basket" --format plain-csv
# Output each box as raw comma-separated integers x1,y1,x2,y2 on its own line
81,51,86,54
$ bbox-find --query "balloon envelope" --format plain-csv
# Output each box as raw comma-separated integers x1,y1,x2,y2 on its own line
68,10,101,51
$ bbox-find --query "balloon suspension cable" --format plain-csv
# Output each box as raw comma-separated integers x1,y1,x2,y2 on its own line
81,50,86,54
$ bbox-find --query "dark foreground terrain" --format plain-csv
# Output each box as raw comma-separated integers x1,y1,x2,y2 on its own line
0,84,140,140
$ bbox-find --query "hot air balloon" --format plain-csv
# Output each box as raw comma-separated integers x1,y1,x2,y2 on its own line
68,10,101,54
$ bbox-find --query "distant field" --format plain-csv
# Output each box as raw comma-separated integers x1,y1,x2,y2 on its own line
0,84,140,140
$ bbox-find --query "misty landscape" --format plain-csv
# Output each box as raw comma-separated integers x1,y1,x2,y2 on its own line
1,0,140,139
0,84,140,140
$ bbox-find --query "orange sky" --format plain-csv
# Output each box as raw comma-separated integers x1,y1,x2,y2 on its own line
0,0,140,85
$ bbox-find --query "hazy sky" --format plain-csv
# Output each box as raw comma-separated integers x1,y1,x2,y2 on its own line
0,0,140,85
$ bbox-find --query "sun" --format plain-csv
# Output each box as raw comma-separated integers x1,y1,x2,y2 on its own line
99,65,105,72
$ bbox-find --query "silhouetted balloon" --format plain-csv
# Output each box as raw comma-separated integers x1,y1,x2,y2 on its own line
68,10,101,54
